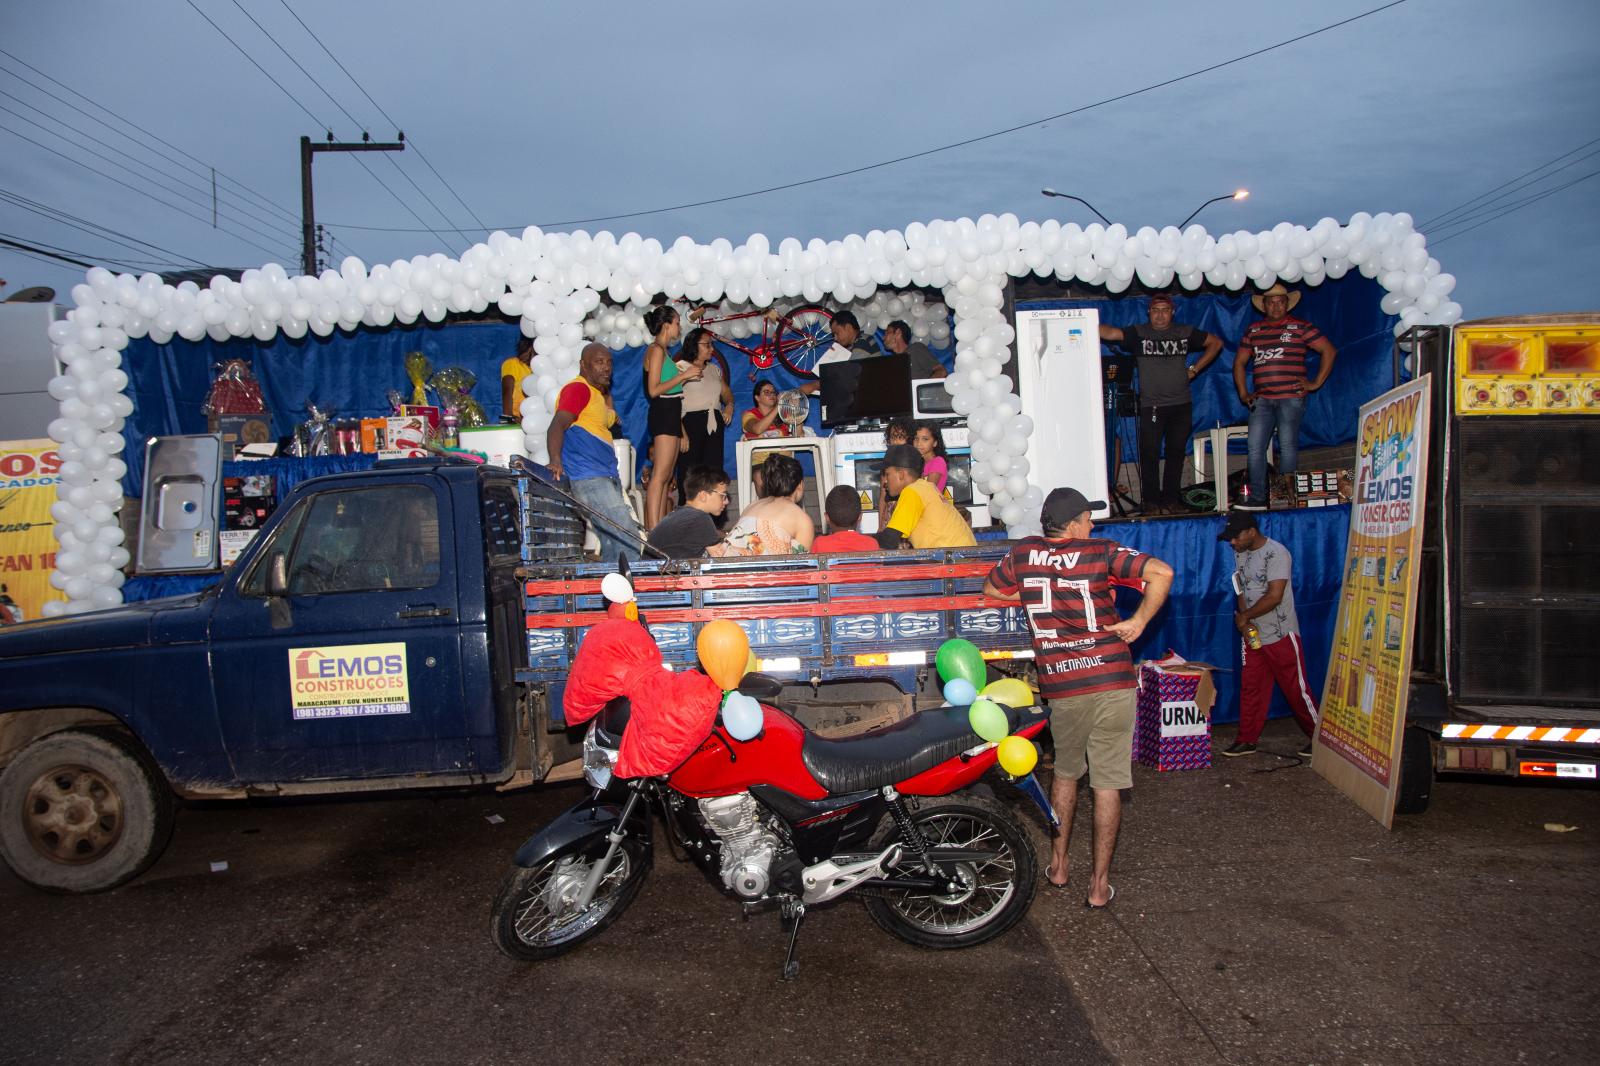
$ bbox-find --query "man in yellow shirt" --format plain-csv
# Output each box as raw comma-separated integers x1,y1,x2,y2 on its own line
500,335,535,422
875,444,976,549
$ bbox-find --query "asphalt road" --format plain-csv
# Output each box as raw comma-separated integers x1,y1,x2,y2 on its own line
3,719,1596,1066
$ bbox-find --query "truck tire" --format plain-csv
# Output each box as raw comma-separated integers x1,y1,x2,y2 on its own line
1394,726,1434,816
0,729,175,893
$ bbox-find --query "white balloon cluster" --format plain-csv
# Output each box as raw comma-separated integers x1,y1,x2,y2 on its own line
940,278,1043,537
51,210,1450,612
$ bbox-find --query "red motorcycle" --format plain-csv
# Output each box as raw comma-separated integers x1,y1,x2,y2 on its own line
490,675,1056,978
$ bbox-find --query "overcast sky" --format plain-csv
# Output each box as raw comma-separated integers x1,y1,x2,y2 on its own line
1,0,1595,319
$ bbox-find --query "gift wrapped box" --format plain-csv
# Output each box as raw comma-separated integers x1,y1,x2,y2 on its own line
1134,654,1218,772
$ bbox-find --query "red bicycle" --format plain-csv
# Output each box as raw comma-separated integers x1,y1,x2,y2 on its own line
692,303,836,378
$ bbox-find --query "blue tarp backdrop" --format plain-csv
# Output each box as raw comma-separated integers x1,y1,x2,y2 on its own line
118,275,1394,496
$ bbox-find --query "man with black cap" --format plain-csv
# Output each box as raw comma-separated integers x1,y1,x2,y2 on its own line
983,487,1174,908
874,444,975,549
1218,510,1319,757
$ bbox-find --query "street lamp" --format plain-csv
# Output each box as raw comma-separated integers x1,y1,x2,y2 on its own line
1040,188,1112,226
1178,189,1249,229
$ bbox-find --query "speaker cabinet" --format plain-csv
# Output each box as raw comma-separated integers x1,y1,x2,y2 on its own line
1451,416,1600,706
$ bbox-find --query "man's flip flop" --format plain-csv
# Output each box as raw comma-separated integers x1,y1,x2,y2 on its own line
1044,864,1069,889
1085,885,1116,909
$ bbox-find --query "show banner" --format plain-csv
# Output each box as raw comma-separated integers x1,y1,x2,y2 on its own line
0,438,66,624
1314,375,1432,828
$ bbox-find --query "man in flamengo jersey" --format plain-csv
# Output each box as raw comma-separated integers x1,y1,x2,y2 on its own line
1232,283,1338,510
983,488,1174,909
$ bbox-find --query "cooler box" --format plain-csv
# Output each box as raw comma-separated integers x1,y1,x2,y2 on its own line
1134,655,1218,772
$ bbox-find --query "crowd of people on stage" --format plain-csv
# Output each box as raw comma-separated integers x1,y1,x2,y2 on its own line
534,281,1337,561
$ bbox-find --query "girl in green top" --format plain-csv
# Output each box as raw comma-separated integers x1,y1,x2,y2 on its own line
643,303,703,529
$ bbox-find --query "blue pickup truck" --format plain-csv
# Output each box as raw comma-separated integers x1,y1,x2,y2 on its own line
0,459,1029,892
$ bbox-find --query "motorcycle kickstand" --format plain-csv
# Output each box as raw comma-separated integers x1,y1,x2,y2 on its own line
778,899,806,981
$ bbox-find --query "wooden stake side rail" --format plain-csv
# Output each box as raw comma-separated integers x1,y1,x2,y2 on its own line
525,592,999,630
521,560,995,597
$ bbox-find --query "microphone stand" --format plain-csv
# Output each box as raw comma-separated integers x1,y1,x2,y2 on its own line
1102,371,1142,518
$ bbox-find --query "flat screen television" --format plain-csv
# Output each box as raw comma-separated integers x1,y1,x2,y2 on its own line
819,354,912,428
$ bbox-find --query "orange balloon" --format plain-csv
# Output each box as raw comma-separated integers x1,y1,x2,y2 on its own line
697,619,751,691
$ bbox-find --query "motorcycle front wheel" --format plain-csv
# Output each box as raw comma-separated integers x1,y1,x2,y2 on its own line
864,793,1037,950
490,836,651,961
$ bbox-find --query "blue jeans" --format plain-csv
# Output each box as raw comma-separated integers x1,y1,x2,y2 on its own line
570,476,641,565
1247,396,1304,503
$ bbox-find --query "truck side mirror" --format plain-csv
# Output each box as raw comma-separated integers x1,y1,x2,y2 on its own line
267,552,289,597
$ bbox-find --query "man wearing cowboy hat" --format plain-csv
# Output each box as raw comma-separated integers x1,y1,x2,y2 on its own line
1232,284,1338,510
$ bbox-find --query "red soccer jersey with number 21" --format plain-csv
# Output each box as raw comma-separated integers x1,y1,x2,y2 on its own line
986,536,1151,699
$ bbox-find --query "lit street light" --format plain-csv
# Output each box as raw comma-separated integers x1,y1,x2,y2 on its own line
1178,189,1249,229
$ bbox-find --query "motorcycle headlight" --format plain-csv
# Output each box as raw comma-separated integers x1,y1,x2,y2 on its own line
582,723,618,789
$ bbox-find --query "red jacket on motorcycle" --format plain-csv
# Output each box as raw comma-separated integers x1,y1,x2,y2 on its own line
563,617,725,778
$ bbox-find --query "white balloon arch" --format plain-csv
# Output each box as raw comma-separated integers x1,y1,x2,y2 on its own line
42,210,1457,616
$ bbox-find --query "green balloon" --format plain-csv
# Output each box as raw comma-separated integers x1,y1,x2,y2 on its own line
936,638,986,688
968,698,1009,743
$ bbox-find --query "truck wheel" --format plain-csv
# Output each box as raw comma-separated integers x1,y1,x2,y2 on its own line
0,729,175,893
1394,726,1434,816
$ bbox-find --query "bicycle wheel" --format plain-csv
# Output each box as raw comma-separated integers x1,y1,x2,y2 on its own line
773,304,835,377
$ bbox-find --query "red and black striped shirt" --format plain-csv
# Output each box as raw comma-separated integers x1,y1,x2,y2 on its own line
1241,316,1324,399
987,536,1151,699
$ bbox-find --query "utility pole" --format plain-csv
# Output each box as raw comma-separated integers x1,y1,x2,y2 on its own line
300,133,405,276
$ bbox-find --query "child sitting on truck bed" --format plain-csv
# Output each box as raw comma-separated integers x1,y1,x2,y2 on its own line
811,485,879,553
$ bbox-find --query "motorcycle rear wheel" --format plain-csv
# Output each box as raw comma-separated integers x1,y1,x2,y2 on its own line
864,794,1037,950
490,837,650,961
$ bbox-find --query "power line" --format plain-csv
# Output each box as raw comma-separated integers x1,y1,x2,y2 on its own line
0,48,301,228
0,121,298,261
0,234,99,270
182,0,326,129
1423,143,1600,234
221,0,464,238
323,0,1412,233
0,231,174,274
1430,168,1600,246
185,0,459,252
1419,135,1600,230
0,99,301,252
0,187,212,267
0,87,301,240
276,0,488,231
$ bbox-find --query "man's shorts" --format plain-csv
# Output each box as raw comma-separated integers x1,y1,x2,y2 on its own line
1047,688,1136,791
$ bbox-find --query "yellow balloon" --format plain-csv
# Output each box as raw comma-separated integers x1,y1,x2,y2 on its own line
746,650,759,675
996,735,1039,776
697,619,751,691
980,677,1035,708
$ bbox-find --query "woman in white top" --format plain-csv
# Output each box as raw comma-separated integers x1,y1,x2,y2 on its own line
712,452,814,556
675,327,734,489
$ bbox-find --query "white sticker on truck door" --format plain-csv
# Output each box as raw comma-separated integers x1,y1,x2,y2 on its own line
288,643,411,720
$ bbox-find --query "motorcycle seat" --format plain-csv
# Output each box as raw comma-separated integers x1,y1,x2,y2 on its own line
800,702,1046,795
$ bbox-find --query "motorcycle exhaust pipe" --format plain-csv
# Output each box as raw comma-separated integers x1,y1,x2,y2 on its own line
799,843,903,905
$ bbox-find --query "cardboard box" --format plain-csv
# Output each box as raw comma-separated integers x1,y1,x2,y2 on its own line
380,415,430,459
209,413,273,459
458,425,528,468
360,418,389,454
218,529,258,567
1134,655,1219,772
400,405,440,431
